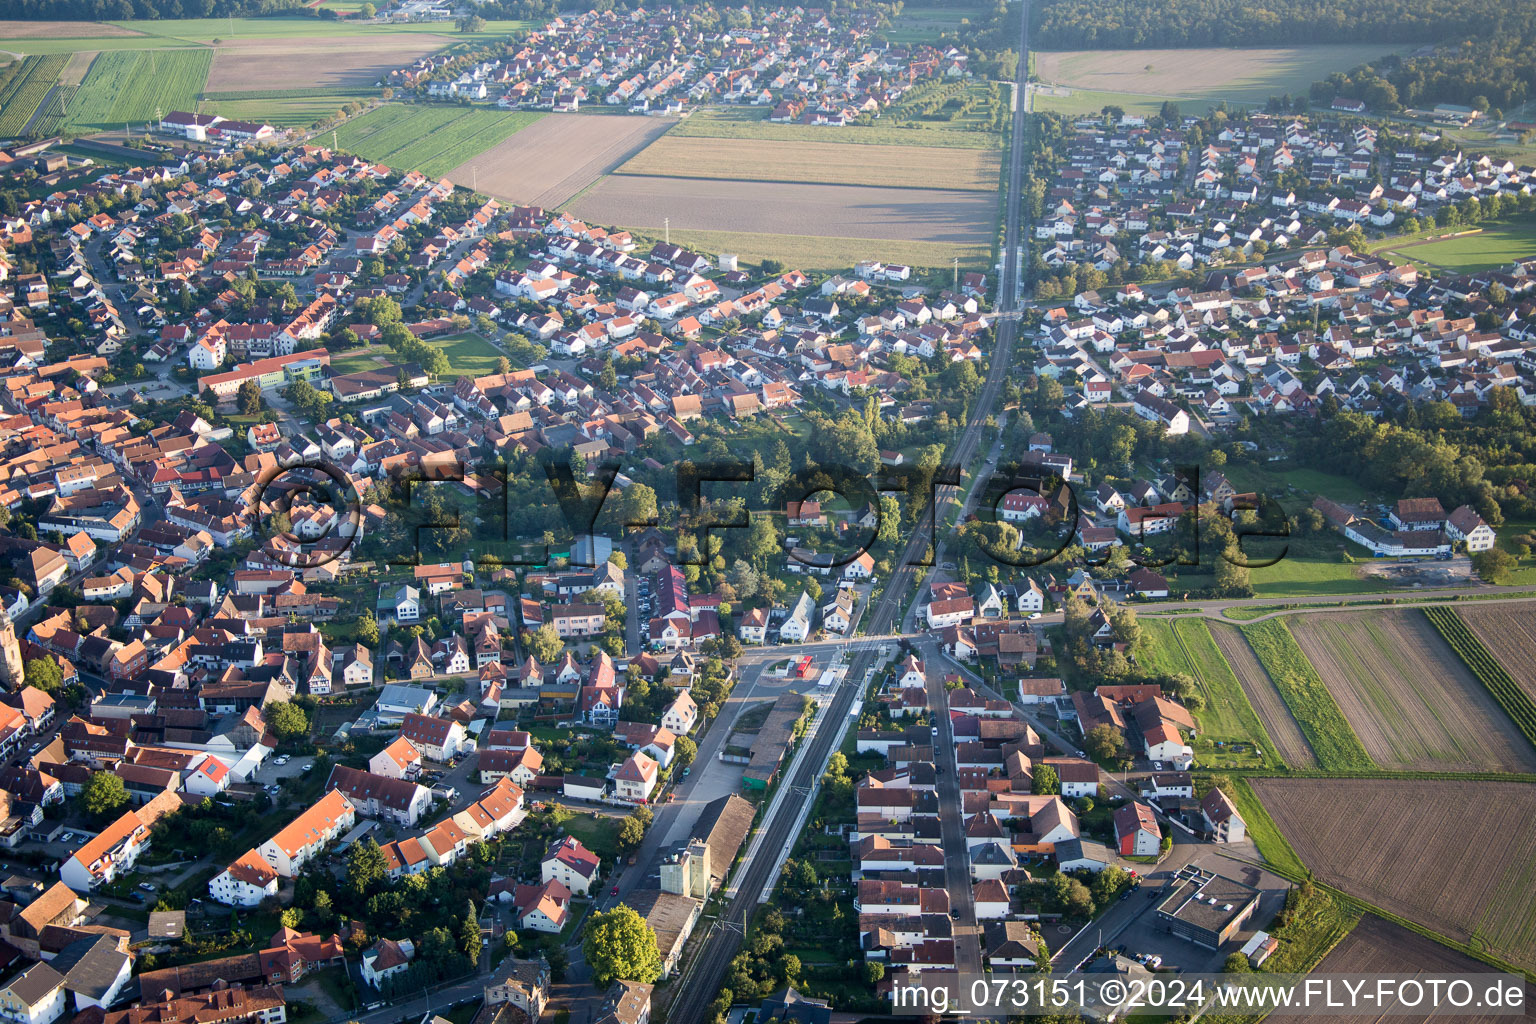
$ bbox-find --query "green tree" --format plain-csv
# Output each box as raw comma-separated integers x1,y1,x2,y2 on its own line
1224,952,1251,973
617,815,646,852
583,905,663,986
356,612,380,647
23,658,62,694
359,1,375,15
267,701,310,742
524,623,565,664
1472,548,1516,583
347,838,388,899
237,379,263,416
460,906,483,959
674,735,697,768
1032,763,1060,795
1084,723,1125,763
82,772,129,818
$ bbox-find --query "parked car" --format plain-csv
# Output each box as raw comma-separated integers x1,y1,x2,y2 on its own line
138,883,156,892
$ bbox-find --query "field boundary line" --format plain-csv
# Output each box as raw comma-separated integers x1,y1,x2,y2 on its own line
607,167,998,193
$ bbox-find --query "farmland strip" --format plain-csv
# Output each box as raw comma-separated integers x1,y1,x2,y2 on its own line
1238,619,1374,771
1207,621,1318,768
1423,607,1536,753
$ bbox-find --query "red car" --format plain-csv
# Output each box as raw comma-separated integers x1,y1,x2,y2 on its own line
610,885,619,896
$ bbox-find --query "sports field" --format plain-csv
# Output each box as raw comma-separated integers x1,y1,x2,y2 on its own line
333,104,543,178
426,333,505,378
1032,44,1397,110
615,135,1000,191
1378,219,1536,273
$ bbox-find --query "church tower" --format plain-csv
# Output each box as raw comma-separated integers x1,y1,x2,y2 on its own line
0,609,23,691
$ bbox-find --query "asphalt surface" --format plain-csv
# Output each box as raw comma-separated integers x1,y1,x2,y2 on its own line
664,4,1035,1019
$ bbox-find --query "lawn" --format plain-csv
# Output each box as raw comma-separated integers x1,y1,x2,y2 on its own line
670,104,1000,150
62,48,212,132
328,347,391,375
332,103,542,177
427,332,506,378
622,226,991,273
552,808,621,863
1381,217,1536,274
882,3,991,43
1138,618,1282,768
1032,87,1179,119
1239,619,1376,771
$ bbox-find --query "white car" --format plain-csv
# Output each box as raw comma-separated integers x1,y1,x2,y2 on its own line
1028,612,1042,620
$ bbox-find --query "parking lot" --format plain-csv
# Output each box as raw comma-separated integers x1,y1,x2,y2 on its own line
251,753,318,795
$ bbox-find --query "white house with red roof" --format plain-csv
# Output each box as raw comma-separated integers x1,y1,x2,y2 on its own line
399,713,467,762
512,879,570,933
660,692,697,735
1114,801,1161,857
256,790,356,877
614,751,659,803
369,736,423,780
541,835,601,895
209,848,280,907
184,754,232,798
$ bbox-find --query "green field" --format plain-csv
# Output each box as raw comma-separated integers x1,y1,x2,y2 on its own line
1239,619,1376,770
205,93,377,128
0,54,66,137
1032,88,1176,119
332,103,541,177
670,104,1001,150
62,48,212,132
882,3,990,43
426,332,506,378
1,16,534,55
1381,218,1536,274
1139,618,1283,768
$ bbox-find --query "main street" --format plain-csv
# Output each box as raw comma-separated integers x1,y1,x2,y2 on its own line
664,3,1035,1019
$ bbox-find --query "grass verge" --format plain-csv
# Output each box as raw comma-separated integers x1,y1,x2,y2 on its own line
1239,619,1375,771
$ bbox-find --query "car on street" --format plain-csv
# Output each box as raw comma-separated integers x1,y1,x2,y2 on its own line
610,886,619,896
138,883,156,892
1076,750,1086,758
1028,612,1042,620
301,763,313,772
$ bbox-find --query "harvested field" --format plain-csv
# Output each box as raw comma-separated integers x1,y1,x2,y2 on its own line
1138,619,1281,768
1032,44,1396,106
569,175,995,246
1287,610,1536,772
205,35,450,92
1251,778,1536,974
449,114,675,210
1291,915,1536,1024
1206,622,1317,769
615,135,1000,191
1445,602,1536,711
58,49,96,86
0,20,144,39
1239,619,1375,770
624,227,990,272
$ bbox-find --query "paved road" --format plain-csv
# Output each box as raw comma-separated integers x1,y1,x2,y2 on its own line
664,4,1035,1019
919,636,982,972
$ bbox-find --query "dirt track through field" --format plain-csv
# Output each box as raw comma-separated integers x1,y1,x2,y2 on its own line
449,114,675,209
205,35,451,92
569,174,997,243
1207,622,1317,768
1252,778,1536,974
1459,604,1536,705
59,50,96,86
1287,610,1536,772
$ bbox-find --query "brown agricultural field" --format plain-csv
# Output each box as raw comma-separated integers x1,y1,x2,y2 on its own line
1458,603,1536,704
450,114,675,210
204,35,452,92
568,174,996,246
1290,915,1536,1024
615,135,1000,191
1032,44,1396,105
1286,610,1536,772
1207,622,1317,768
0,20,143,38
1251,778,1536,974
